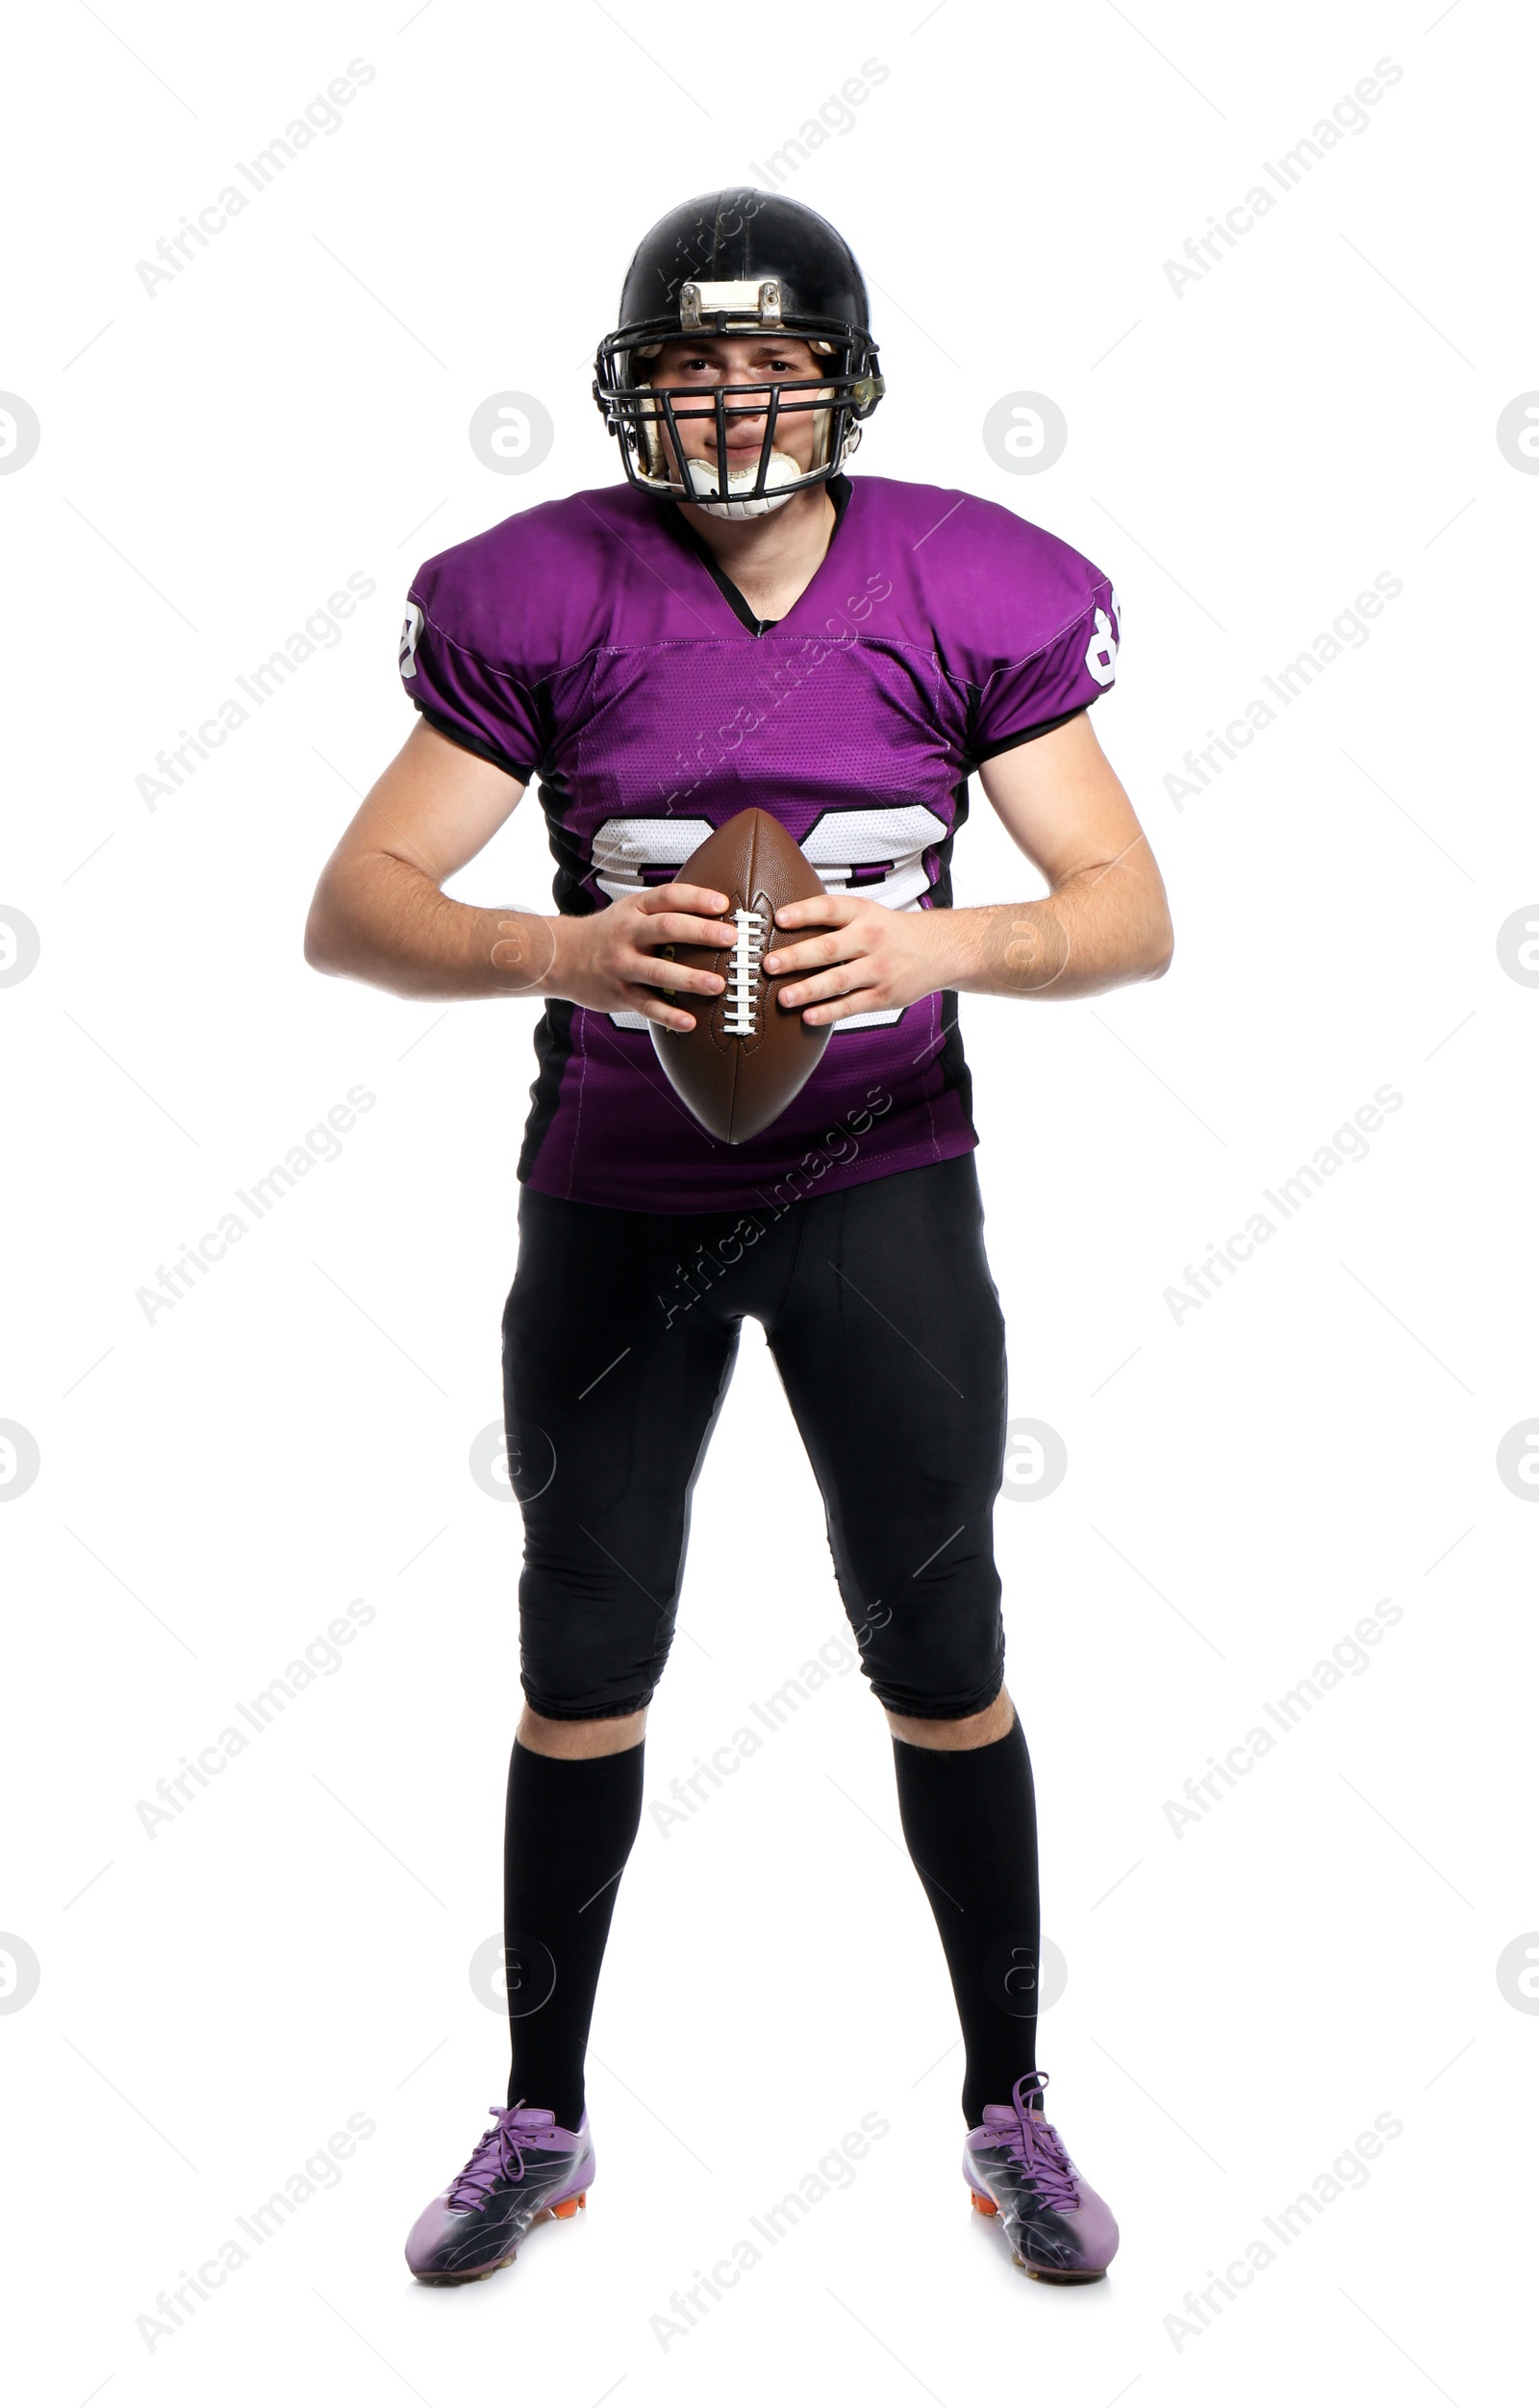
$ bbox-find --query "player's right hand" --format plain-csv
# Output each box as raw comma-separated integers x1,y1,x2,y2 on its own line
550,884,740,1031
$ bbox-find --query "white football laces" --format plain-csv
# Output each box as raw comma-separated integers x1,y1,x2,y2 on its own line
722,907,767,1036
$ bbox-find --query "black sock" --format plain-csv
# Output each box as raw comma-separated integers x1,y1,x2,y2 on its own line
892,1716,1042,2129
502,1737,644,2129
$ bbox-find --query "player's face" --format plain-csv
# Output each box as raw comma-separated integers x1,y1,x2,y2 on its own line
644,337,832,482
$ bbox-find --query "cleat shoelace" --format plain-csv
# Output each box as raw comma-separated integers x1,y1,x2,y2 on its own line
445,2101,552,2213
982,2071,1080,2216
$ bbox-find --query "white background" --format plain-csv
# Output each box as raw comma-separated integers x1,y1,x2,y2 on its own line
3,1,1534,2400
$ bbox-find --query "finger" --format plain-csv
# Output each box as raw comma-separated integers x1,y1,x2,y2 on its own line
626,987,698,1033
632,955,724,998
778,965,879,1012
774,893,853,929
764,930,858,975
642,881,731,916
641,911,742,950
801,989,882,1026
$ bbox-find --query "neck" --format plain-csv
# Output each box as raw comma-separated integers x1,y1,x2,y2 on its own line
675,478,837,580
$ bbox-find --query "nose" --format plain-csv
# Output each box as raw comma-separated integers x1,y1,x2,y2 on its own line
711,386,770,448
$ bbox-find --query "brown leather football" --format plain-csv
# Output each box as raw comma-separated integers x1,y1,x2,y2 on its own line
649,808,833,1143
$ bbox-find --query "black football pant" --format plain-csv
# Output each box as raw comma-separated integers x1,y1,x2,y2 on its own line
501,1152,1010,1721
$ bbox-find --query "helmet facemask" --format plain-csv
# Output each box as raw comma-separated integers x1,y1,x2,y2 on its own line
596,279,882,514
635,339,831,518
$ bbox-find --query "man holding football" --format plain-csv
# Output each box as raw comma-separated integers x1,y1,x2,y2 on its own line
305,188,1173,2289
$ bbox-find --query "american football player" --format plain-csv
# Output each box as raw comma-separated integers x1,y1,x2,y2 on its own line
305,187,1172,2289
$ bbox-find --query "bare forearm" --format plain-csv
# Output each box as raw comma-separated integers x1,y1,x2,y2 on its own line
304,850,744,1027
932,863,1173,1000
305,853,556,1000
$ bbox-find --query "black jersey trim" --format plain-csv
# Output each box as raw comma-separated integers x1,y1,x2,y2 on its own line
933,991,977,1136
517,998,579,1186
532,763,606,919
959,704,1088,777
669,472,853,638
412,699,537,786
912,777,979,1143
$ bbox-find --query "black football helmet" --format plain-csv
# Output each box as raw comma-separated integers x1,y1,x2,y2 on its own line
593,188,884,515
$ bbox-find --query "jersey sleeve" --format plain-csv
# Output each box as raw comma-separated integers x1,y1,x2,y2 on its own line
968,586,1121,761
397,554,547,782
943,504,1122,766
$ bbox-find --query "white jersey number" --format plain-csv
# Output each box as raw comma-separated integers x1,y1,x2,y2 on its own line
398,603,424,680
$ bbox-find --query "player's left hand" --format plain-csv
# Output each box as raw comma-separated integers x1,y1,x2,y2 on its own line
764,895,951,1026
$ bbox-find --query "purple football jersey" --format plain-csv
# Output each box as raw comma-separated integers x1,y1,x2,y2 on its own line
400,474,1120,1212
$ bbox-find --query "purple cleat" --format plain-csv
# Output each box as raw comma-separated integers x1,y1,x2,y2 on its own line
963,2070,1118,2283
405,2100,594,2285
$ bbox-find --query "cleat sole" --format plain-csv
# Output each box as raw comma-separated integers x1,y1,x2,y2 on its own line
970,2189,998,2217
548,2191,586,2220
